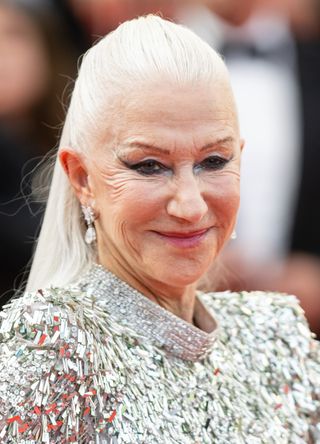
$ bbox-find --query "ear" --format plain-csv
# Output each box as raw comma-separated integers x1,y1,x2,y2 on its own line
240,138,245,152
59,148,93,204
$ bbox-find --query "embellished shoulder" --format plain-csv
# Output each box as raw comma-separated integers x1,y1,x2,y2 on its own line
200,290,317,350
201,290,320,442
0,286,129,443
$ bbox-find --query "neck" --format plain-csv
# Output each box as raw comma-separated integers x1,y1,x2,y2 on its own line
99,253,197,325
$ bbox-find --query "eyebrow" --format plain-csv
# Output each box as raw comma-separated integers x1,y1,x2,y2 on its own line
125,137,235,154
199,137,235,152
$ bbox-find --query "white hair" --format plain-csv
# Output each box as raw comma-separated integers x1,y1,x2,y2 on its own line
26,14,230,291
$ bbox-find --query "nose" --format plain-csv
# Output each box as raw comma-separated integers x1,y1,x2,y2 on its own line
166,171,208,224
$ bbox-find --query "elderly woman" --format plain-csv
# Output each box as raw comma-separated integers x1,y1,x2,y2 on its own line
0,15,319,444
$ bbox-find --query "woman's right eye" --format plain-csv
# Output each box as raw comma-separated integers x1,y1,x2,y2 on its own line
130,160,167,176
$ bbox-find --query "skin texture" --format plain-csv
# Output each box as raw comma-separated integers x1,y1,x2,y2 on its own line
60,79,243,324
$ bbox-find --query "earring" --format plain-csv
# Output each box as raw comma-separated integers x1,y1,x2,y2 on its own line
81,205,97,244
231,230,237,240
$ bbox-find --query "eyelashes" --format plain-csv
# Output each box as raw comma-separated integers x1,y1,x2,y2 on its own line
127,159,169,176
195,156,230,172
124,156,231,176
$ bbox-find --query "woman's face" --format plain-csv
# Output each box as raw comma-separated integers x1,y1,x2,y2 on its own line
87,80,242,288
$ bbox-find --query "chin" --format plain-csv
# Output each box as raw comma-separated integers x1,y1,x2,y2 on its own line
150,263,209,288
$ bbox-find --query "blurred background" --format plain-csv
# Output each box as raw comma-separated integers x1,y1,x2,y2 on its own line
0,0,319,337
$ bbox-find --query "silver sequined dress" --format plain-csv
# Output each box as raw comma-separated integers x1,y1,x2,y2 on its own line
0,264,319,443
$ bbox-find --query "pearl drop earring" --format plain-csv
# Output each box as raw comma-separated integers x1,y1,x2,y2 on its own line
81,205,97,244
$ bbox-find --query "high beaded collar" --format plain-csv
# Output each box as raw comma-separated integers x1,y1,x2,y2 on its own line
78,264,219,362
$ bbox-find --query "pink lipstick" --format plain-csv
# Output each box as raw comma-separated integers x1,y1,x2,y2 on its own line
154,228,209,248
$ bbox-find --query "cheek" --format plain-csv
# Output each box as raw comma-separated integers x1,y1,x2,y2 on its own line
205,175,240,223
95,169,167,229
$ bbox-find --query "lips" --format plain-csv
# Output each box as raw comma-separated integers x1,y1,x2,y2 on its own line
152,228,211,248
157,228,209,238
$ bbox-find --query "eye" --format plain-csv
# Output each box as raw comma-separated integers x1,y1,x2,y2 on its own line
197,155,230,171
129,160,168,176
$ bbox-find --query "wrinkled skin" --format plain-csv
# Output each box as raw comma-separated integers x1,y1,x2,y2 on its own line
60,79,243,321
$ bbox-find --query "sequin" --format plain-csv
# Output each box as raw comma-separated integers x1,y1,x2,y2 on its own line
0,264,319,443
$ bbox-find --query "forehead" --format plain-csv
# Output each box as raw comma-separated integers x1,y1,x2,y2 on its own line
105,79,239,147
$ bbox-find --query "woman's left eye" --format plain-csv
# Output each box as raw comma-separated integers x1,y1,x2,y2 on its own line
198,156,230,171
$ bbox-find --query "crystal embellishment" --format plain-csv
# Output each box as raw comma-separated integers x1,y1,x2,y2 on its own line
81,205,96,245
84,226,96,244
78,264,219,361
0,264,319,443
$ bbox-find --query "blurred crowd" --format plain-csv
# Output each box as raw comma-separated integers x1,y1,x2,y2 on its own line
0,0,319,336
